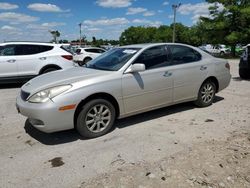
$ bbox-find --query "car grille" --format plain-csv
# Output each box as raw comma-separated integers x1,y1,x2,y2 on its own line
21,90,30,101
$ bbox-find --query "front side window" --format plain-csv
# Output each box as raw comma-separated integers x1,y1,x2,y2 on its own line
133,45,170,70
169,45,201,65
85,48,140,71
0,45,15,56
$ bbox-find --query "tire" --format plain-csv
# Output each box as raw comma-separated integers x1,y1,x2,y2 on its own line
76,99,116,138
220,51,225,56
42,67,59,74
239,68,250,79
194,80,216,107
78,57,92,66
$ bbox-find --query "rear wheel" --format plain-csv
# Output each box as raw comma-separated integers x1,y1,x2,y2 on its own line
220,51,225,56
195,80,216,107
76,99,116,138
78,57,92,66
239,68,250,79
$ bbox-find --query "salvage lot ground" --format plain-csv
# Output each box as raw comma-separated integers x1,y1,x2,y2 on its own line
0,59,249,188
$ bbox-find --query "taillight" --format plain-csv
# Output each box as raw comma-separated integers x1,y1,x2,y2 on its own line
225,62,230,70
62,55,73,61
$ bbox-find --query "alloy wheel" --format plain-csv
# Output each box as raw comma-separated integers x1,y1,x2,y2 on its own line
85,104,111,133
201,83,215,103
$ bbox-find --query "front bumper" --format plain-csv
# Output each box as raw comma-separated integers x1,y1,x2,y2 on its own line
16,94,75,133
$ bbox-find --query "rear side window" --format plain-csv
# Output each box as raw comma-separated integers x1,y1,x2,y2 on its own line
15,45,53,55
169,45,201,65
85,48,105,53
133,45,170,70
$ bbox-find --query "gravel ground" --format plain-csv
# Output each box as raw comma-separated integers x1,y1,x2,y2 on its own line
0,59,249,188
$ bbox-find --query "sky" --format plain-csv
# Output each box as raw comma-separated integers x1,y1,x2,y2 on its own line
0,0,218,42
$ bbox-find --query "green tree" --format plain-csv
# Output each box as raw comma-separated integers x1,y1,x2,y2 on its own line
201,0,250,55
49,30,60,43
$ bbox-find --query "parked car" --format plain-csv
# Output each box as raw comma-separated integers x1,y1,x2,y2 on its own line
0,42,75,83
239,44,250,79
16,43,231,138
73,47,106,66
199,44,230,56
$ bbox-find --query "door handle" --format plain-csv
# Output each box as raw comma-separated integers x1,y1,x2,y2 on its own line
200,66,207,71
163,71,172,77
7,59,16,63
39,57,47,60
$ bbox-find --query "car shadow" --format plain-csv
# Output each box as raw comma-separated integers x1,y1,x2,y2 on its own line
24,96,224,145
116,96,224,129
232,76,250,81
0,83,23,89
24,120,84,145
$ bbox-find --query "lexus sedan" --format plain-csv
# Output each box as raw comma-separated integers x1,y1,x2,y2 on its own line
16,43,231,138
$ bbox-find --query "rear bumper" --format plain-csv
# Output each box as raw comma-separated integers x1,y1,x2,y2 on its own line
16,95,75,133
217,73,231,92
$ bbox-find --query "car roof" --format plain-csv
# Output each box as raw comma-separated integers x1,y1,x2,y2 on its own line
120,43,199,49
0,41,58,46
78,47,104,50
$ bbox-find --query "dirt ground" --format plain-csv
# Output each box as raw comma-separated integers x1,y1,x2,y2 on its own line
0,59,249,188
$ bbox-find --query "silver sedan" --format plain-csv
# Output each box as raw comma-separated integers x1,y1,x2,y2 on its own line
16,43,231,138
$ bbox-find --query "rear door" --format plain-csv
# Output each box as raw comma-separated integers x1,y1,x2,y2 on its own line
16,45,53,76
0,45,18,78
168,45,209,102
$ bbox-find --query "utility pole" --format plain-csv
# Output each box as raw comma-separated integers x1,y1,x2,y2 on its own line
79,23,82,46
172,3,181,43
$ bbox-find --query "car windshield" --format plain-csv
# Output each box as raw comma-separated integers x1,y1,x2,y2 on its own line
84,47,141,71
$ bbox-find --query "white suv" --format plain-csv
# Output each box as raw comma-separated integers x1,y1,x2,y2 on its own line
0,42,75,83
73,47,106,66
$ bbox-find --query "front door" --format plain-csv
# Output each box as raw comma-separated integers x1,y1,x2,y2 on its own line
0,45,18,78
122,45,173,115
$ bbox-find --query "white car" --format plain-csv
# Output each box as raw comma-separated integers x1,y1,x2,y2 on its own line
200,44,230,56
73,47,106,66
0,42,75,83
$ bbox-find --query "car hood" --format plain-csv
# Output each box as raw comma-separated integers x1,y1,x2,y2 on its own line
21,67,111,94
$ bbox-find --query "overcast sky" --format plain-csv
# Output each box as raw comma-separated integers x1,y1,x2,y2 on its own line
0,0,220,42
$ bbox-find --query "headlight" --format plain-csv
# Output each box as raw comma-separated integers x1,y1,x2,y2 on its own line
28,85,72,103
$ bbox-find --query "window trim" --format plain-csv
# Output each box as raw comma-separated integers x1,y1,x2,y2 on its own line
168,44,202,66
132,45,171,71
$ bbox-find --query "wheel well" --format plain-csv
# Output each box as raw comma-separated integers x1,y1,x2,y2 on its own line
84,57,92,61
74,93,120,127
39,65,61,74
203,76,219,93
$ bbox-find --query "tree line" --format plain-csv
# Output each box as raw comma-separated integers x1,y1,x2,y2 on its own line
53,0,249,56
119,0,250,55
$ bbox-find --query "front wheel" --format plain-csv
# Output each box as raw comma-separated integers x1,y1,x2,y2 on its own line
195,81,216,107
76,99,116,138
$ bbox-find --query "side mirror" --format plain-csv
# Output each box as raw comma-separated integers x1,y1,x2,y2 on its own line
125,63,145,73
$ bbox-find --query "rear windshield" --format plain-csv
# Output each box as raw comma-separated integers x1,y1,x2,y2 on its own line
76,49,81,54
60,45,73,54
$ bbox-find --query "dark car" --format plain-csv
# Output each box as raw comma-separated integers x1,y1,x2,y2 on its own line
239,44,250,79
